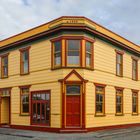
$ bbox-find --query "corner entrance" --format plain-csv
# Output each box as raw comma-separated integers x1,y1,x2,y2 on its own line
66,85,81,127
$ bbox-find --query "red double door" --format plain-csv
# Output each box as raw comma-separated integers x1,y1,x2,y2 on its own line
66,95,81,127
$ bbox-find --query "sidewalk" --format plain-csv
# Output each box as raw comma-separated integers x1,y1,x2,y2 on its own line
0,126,140,140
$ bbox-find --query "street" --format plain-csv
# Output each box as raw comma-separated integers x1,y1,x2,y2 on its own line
0,126,140,140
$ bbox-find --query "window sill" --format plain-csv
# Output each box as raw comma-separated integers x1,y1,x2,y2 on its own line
51,66,94,71
115,113,124,116
1,76,8,79
95,114,106,117
19,114,30,116
116,75,123,78
20,72,30,76
132,113,139,116
132,79,138,81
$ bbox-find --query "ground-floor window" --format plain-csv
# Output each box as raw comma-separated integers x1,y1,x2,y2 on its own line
116,88,123,115
31,90,50,126
20,87,30,115
132,91,138,115
95,84,105,116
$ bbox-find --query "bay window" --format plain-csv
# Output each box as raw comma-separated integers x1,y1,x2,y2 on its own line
86,41,93,67
51,36,94,69
53,41,61,67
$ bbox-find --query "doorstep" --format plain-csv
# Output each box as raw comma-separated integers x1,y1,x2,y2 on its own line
59,129,87,133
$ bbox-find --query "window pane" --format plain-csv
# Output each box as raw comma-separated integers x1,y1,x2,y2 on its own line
86,42,92,52
86,54,91,66
67,40,80,65
133,60,137,68
54,53,61,65
117,64,121,75
23,61,28,73
133,70,136,80
22,103,29,113
41,103,45,123
68,40,80,50
96,103,103,113
54,41,61,52
33,103,36,123
116,96,122,103
66,85,80,95
133,105,137,113
117,54,122,63
67,52,79,65
22,88,29,94
116,104,121,113
54,41,61,66
46,103,50,124
22,51,28,61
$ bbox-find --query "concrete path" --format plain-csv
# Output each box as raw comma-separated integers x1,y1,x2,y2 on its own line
0,126,140,140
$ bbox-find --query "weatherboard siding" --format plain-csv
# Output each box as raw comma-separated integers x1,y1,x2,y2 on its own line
85,38,140,128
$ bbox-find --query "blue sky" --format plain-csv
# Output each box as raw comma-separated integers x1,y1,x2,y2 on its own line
0,0,140,45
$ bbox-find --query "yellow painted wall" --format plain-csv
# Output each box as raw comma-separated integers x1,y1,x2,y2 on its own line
0,40,63,128
85,38,140,128
1,98,9,124
0,32,140,129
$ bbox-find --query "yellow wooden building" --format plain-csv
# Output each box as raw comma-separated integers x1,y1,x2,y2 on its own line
0,16,140,132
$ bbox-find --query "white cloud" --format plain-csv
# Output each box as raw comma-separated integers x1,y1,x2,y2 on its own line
0,0,139,45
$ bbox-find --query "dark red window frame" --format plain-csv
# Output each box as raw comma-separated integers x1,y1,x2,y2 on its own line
31,90,51,126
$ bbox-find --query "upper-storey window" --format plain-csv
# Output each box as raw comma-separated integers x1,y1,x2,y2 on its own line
132,58,138,80
20,48,30,75
86,41,93,68
67,40,81,66
1,55,8,78
116,51,123,77
51,36,94,69
53,41,61,67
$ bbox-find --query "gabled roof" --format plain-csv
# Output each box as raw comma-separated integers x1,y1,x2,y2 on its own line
0,16,139,53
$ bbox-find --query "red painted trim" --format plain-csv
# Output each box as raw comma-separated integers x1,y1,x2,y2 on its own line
87,123,140,132
131,89,139,93
2,123,140,133
50,36,95,42
58,69,88,83
1,16,138,49
30,90,51,126
19,85,31,89
94,83,106,87
115,86,124,90
0,25,139,56
0,53,10,58
10,125,60,133
115,49,124,55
